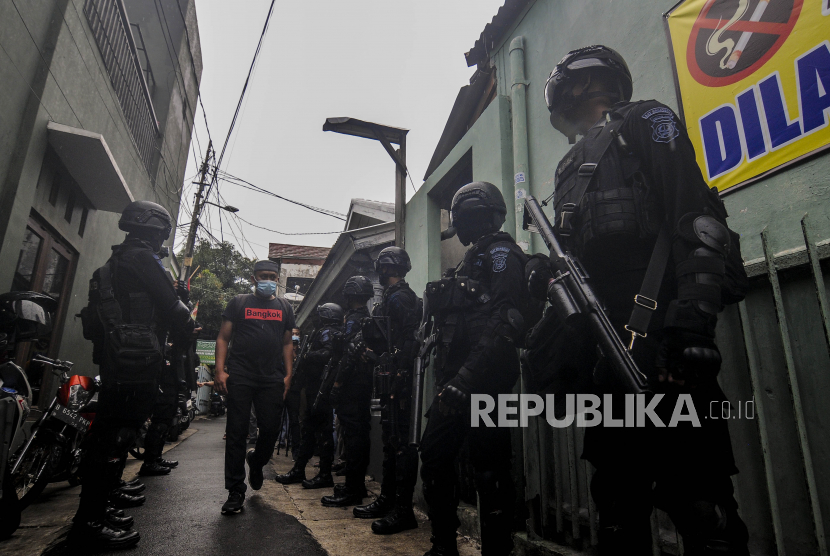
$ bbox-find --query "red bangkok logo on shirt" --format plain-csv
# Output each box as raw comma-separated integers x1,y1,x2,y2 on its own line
245,307,282,321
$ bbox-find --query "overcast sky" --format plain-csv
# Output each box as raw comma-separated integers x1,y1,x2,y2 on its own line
177,0,506,256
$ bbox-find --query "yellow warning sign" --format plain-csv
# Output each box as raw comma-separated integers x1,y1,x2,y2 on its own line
665,0,830,191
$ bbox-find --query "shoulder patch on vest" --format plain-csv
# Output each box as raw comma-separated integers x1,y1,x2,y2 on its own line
642,106,679,144
490,246,510,273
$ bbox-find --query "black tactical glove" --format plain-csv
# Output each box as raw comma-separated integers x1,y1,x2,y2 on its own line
176,280,190,303
438,368,475,416
526,254,554,302
329,383,342,408
656,330,722,387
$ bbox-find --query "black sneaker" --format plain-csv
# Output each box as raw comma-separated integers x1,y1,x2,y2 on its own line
158,458,179,468
221,491,245,515
246,449,264,490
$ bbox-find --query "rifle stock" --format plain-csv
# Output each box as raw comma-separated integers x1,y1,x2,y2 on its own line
312,333,344,411
522,196,649,394
409,290,437,447
291,334,311,383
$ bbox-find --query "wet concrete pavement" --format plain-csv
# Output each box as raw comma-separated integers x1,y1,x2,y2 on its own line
94,416,327,556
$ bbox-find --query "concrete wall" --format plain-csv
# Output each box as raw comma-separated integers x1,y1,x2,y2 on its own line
0,0,201,379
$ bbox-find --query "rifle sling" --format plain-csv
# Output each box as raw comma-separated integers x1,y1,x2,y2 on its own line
626,223,671,340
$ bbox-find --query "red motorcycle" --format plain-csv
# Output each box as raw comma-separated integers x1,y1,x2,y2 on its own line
9,355,97,509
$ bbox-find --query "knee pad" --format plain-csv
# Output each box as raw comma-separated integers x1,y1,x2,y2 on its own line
473,470,499,496
112,427,137,453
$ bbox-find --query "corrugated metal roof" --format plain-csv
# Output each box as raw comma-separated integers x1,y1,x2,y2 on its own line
464,0,533,67
268,243,331,260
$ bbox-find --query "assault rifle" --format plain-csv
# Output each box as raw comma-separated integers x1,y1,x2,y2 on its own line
290,334,311,383
522,196,648,394
409,290,437,447
312,332,345,411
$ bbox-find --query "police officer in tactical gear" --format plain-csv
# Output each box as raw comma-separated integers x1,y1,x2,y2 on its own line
532,45,749,555
139,293,185,477
72,200,195,550
419,183,524,556
352,247,421,535
274,303,343,488
320,276,375,507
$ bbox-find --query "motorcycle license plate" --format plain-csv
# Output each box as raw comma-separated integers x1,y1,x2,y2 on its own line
52,406,90,431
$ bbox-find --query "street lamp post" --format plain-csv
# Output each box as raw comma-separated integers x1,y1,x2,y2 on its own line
322,118,409,247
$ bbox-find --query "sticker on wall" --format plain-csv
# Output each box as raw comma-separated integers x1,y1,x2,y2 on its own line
514,172,526,184
665,0,830,192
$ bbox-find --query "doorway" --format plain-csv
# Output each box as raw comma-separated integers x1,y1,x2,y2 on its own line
11,213,78,402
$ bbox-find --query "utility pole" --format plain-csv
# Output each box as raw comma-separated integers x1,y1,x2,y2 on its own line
181,140,214,282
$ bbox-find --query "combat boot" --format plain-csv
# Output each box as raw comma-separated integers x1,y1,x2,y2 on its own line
109,490,145,509
423,536,459,556
302,471,333,489
105,513,134,531
371,493,418,534
275,463,306,484
68,520,140,550
320,481,367,507
116,482,144,495
106,507,125,518
353,493,394,519
118,480,145,494
138,459,171,476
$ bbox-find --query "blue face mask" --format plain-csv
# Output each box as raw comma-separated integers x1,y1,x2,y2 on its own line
255,280,277,298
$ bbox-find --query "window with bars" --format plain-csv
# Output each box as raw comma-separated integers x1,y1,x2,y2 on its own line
83,0,159,173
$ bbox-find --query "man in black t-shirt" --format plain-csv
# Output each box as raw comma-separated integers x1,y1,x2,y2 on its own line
214,259,295,515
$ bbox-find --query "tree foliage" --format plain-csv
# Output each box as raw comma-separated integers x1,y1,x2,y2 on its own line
179,240,255,336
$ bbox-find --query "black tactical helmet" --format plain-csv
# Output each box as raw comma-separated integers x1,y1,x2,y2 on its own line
450,182,507,246
118,200,173,239
343,276,374,299
545,45,632,138
317,303,344,324
373,247,411,276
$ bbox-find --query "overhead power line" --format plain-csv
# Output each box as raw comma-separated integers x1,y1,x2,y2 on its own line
217,170,347,221
210,0,277,187
236,215,344,236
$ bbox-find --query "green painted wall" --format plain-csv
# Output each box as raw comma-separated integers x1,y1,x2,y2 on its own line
485,0,830,261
